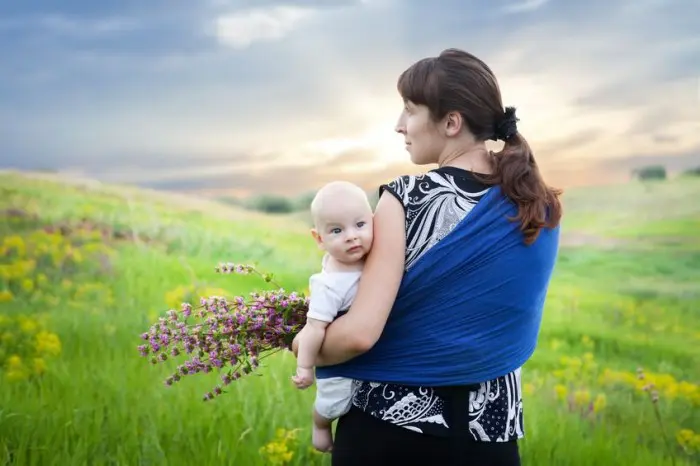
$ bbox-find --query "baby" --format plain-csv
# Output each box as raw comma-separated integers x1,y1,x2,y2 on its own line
292,180,374,452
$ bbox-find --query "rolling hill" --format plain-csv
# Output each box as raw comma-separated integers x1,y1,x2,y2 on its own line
1,170,698,465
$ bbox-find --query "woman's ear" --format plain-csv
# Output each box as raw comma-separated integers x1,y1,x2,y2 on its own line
444,111,463,137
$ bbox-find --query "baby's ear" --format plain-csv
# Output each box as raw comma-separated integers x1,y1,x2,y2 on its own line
310,228,323,246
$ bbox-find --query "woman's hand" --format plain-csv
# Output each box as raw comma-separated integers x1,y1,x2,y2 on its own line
315,191,406,366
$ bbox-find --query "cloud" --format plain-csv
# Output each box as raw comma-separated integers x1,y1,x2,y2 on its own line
0,14,139,36
0,0,698,198
142,157,421,198
482,0,700,173
501,0,551,14
214,5,317,48
208,0,374,49
105,142,411,197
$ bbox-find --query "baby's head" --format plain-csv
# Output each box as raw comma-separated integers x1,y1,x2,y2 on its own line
310,181,374,264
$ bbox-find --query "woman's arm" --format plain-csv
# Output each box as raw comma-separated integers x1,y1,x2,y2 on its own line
313,191,406,366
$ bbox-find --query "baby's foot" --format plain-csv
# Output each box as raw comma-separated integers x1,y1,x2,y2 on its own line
312,424,334,453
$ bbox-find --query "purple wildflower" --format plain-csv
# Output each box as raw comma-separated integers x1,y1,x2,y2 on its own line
138,262,309,401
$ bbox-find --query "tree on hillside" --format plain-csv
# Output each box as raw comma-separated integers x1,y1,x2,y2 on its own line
245,195,294,214
367,190,379,210
631,165,667,181
292,190,317,211
239,186,378,215
681,166,700,177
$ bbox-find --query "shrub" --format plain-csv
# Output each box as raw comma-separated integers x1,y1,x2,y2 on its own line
245,195,295,214
632,165,667,181
681,166,700,177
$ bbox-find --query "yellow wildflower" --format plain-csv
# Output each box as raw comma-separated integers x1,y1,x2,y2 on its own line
6,354,23,369
0,290,13,303
3,235,26,257
21,278,34,293
573,389,591,407
554,384,567,400
19,316,38,334
581,335,594,348
676,428,700,453
33,358,47,375
592,393,606,413
6,369,28,382
259,428,300,465
36,273,48,287
35,331,62,356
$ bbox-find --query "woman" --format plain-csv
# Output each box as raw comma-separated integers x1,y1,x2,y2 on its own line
292,48,562,465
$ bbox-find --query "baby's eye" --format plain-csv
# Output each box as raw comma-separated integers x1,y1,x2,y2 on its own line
330,228,342,234
356,221,366,228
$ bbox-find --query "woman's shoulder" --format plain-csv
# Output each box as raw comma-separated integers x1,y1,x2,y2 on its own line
379,167,490,206
378,173,413,204
378,168,443,198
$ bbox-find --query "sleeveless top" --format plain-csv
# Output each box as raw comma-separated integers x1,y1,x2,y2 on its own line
350,166,525,442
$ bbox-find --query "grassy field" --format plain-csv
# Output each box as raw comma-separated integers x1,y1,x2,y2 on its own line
0,171,699,466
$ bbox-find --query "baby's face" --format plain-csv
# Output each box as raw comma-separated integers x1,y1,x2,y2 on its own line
314,199,373,264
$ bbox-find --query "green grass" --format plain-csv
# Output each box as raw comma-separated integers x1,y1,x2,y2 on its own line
1,172,699,465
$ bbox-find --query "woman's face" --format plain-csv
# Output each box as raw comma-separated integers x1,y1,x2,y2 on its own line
395,100,445,165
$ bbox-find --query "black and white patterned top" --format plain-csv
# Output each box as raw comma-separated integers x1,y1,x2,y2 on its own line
350,166,525,442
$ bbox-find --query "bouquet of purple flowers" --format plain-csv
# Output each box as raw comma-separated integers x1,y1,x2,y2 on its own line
137,263,308,401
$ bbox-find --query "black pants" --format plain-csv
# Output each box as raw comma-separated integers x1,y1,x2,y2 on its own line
332,406,521,466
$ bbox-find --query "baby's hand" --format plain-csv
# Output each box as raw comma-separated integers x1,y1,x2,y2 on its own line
291,366,315,389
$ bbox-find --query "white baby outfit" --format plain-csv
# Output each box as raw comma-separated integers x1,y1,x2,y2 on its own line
307,254,361,420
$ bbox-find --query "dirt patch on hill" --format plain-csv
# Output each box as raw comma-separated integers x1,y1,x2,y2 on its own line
559,232,631,249
559,231,697,250
2,206,157,245
0,169,310,233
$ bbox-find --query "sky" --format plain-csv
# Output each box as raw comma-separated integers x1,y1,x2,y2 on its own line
1,0,698,198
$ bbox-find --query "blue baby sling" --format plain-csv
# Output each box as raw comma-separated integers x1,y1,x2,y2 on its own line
316,185,560,385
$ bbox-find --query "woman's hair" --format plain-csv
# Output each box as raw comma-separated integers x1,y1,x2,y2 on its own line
397,48,563,245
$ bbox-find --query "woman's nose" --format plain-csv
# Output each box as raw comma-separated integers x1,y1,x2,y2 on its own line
395,114,406,134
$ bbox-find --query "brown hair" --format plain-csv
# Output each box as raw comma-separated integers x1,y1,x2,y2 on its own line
397,48,562,245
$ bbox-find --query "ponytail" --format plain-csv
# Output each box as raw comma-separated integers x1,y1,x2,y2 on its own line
477,108,563,245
